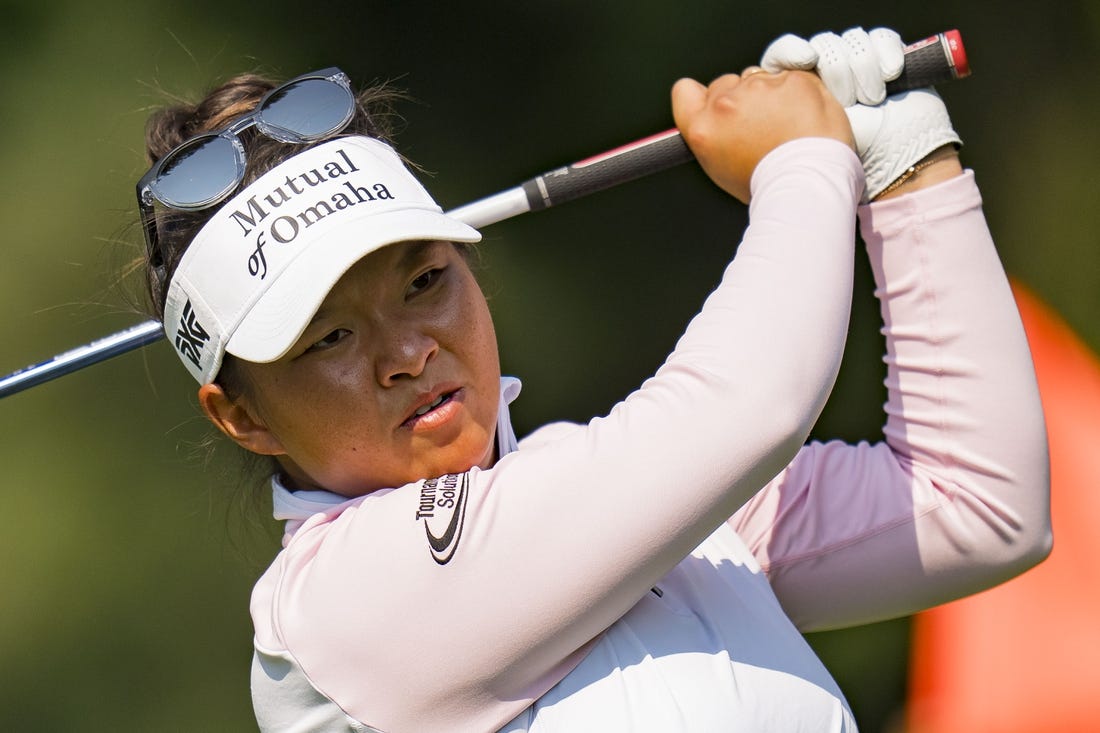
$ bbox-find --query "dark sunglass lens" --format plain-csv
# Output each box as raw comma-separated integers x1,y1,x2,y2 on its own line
261,78,353,139
155,136,242,208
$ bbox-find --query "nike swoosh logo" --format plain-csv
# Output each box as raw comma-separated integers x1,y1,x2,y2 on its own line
425,474,468,565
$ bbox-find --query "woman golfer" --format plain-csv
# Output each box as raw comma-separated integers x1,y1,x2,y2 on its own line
136,26,1050,732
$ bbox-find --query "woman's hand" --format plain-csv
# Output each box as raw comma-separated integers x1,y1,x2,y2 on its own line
761,27,964,201
671,68,854,204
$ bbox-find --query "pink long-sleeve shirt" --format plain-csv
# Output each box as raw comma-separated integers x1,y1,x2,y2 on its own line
249,139,1051,732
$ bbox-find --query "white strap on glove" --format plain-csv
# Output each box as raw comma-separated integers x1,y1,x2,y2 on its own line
762,27,962,201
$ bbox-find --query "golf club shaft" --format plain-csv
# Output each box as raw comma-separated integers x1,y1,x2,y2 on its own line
0,29,968,399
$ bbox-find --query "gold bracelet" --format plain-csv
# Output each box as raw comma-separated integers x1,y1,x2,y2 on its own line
874,149,955,200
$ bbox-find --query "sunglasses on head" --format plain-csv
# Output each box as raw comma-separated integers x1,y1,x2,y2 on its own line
136,67,356,266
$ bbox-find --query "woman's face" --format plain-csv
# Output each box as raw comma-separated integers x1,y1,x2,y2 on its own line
223,240,501,497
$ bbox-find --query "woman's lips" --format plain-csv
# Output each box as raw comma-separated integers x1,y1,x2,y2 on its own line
402,387,464,431
414,393,449,417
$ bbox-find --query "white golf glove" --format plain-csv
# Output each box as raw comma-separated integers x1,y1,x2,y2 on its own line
762,27,962,201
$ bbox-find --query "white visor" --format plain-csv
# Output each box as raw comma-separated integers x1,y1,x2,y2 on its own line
162,136,481,384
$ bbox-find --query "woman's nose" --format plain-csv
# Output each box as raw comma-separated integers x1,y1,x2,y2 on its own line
374,324,439,386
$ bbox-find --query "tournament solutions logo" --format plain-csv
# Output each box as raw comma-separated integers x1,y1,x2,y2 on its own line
415,473,469,565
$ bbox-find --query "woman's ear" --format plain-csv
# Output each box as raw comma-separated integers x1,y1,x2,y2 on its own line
197,383,285,456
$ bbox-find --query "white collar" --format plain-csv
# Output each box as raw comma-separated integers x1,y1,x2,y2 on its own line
271,376,522,539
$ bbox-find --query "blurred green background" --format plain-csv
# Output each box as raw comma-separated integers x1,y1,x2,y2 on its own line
1,1,1097,730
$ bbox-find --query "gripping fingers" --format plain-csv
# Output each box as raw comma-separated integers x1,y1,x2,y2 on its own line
841,27,890,105
813,29,893,106
869,27,905,81
760,33,818,72
799,27,906,106
761,26,907,106
810,32,857,106
671,77,709,131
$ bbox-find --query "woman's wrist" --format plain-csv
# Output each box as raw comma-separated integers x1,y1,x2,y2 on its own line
872,145,963,201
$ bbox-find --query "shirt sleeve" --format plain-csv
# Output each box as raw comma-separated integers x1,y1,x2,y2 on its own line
252,138,865,732
729,170,1052,632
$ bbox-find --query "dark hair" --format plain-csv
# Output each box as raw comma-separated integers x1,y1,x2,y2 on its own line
141,71,407,323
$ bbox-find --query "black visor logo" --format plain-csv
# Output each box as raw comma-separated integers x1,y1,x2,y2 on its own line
175,299,211,370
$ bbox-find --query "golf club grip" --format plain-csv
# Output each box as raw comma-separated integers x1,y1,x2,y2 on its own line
522,29,969,211
521,129,692,212
889,29,970,91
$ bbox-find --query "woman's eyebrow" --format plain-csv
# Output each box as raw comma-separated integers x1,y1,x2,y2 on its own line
394,240,437,268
